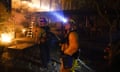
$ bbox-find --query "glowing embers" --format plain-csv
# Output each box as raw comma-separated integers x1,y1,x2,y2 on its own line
0,32,14,43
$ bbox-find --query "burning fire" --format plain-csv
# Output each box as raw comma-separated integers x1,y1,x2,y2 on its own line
12,0,58,12
0,32,14,43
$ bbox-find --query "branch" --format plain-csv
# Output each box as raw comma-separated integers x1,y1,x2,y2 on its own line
93,0,111,25
92,0,113,46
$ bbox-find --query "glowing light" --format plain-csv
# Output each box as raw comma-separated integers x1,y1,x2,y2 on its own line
22,29,26,33
51,12,68,23
1,33,14,43
63,18,68,23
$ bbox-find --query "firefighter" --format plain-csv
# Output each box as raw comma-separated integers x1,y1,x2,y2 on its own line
60,21,80,72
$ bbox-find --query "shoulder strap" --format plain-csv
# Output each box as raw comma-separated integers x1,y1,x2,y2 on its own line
40,31,46,38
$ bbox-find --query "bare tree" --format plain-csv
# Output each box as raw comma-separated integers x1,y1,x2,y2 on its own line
91,0,120,65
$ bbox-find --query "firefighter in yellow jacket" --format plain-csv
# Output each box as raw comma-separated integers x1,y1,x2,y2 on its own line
60,22,80,72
